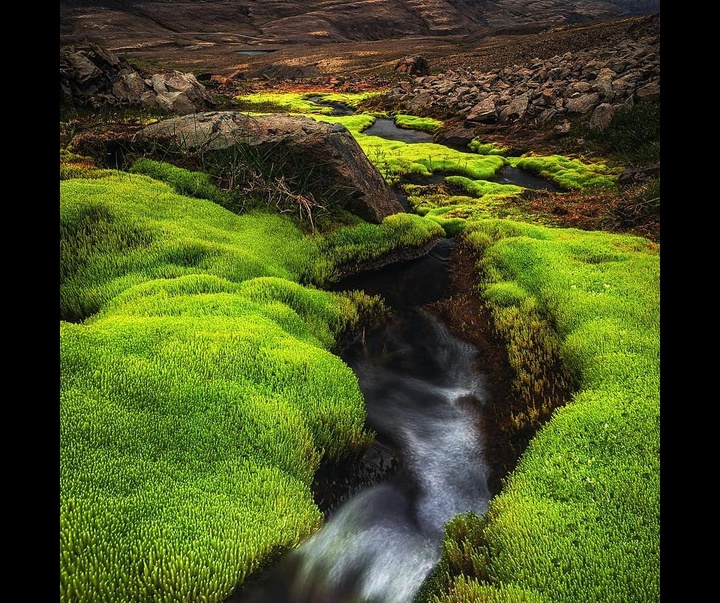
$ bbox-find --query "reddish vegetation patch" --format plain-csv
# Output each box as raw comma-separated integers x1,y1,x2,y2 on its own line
515,187,660,242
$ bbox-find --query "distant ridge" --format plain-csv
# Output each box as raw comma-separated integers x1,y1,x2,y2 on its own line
60,0,660,46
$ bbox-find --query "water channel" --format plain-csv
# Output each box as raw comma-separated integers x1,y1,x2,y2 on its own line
228,104,560,603
232,239,495,603
362,117,560,191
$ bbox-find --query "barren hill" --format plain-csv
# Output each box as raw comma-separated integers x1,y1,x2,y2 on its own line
60,1,660,77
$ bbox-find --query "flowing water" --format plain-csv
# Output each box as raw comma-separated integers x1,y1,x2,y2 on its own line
228,110,562,602
306,96,356,116
234,240,494,603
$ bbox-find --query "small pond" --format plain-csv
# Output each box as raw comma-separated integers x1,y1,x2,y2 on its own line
236,49,276,55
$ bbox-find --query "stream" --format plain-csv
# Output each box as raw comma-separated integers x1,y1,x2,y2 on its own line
234,239,494,603
229,106,559,603
364,118,435,144
302,102,560,191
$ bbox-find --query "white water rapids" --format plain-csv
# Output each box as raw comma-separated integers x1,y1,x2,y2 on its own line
240,302,492,603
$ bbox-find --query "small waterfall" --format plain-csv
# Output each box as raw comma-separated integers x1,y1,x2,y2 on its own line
239,306,491,603
234,240,493,603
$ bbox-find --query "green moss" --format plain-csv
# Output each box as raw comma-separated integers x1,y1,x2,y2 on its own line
510,155,618,191
234,91,382,115
444,175,524,199
394,113,444,133
60,173,379,602
129,159,235,207
60,174,320,322
483,282,530,307
426,220,659,603
315,212,445,280
60,149,115,181
469,139,510,156
312,114,506,185
318,91,384,107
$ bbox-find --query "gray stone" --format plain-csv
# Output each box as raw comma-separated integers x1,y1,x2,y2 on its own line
60,43,213,114
433,79,456,94
406,91,435,115
394,55,429,76
537,108,558,123
570,81,592,94
466,97,498,123
65,52,102,82
150,71,214,115
588,103,617,130
433,123,477,148
504,93,529,119
139,112,403,223
566,92,601,114
636,80,660,102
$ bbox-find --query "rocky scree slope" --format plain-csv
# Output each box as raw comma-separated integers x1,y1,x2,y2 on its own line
387,14,659,131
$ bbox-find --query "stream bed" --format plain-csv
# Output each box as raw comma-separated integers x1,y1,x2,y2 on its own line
233,239,495,603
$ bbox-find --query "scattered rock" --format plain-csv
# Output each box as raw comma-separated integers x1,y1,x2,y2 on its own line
618,163,660,185
554,120,572,135
466,98,498,123
565,92,601,114
151,72,214,115
405,91,435,115
394,55,429,76
588,103,617,130
386,22,659,128
433,123,477,148
60,43,213,114
635,80,661,102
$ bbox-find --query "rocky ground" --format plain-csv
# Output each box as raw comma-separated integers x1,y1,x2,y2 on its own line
60,7,661,241
60,1,659,79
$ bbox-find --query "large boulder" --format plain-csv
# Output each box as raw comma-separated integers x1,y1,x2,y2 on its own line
138,111,404,223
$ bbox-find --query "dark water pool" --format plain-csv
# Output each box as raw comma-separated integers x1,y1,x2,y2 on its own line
306,95,356,116
496,165,561,191
364,118,435,144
